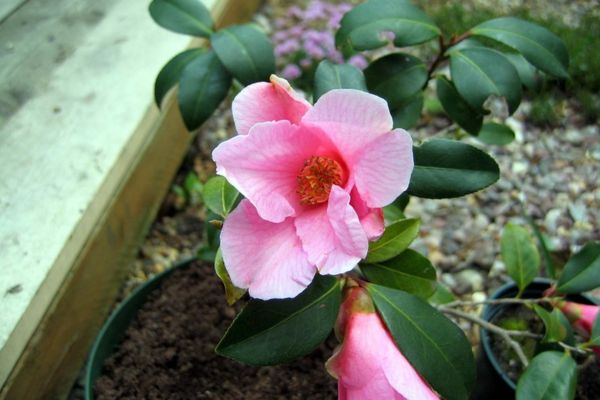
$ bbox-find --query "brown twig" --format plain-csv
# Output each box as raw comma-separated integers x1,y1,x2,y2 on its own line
442,297,557,309
438,307,533,367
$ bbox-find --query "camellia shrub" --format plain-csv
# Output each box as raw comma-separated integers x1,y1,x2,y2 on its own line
150,0,598,399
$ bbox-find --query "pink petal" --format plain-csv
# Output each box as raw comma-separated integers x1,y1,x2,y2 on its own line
301,89,393,159
213,120,320,223
220,200,316,300
350,188,384,240
353,129,413,208
232,75,311,135
381,336,440,400
294,186,368,275
333,312,439,400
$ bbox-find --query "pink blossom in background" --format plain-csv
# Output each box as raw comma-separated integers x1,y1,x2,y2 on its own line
348,55,368,70
327,287,440,400
213,76,414,299
281,64,302,80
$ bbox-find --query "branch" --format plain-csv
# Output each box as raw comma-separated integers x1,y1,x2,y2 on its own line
442,297,556,309
438,307,533,367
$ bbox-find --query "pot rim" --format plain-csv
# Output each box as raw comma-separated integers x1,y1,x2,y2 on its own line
84,257,196,400
480,277,597,390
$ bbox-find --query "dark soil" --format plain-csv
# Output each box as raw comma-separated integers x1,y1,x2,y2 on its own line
488,304,600,400
94,261,338,400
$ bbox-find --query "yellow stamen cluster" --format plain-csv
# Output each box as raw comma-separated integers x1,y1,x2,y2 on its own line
297,156,343,205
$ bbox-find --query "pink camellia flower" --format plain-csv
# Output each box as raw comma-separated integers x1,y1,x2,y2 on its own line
213,75,413,299
326,286,440,399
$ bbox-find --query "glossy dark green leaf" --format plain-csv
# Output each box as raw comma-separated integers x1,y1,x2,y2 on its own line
516,351,576,400
589,314,600,346
215,248,246,305
453,37,539,90
216,275,342,365
211,24,275,86
391,92,423,129
365,53,427,107
362,249,436,298
449,47,522,114
556,242,600,294
436,76,483,135
477,122,515,146
503,52,539,90
407,139,500,199
367,284,476,400
202,176,239,217
154,49,205,108
336,0,440,51
365,218,420,263
533,305,569,343
501,223,540,294
314,61,367,101
472,17,569,79
177,50,231,130
149,0,213,37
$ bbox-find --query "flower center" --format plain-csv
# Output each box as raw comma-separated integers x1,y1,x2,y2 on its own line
297,156,343,205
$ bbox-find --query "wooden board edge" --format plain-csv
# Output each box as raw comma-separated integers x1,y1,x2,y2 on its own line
0,0,262,398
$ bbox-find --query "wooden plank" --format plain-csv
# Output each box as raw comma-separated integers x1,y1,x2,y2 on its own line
0,0,263,399
0,0,190,387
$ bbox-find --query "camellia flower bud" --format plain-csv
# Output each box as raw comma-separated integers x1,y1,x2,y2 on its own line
326,286,440,400
557,301,600,355
558,301,599,335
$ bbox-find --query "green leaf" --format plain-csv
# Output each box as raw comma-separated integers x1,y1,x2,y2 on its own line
436,76,483,135
365,53,427,107
533,305,569,343
154,49,205,108
336,0,440,51
472,17,569,79
313,61,367,101
503,51,539,90
215,248,246,305
184,172,203,204
428,283,456,305
449,47,522,114
391,92,423,129
527,216,556,279
383,204,404,224
477,122,515,146
407,139,500,199
216,275,342,365
453,37,539,90
367,284,476,400
516,351,576,400
589,313,600,346
177,50,232,130
362,249,436,298
556,242,600,294
149,0,213,37
365,218,420,263
501,224,540,294
202,176,239,217
211,24,275,86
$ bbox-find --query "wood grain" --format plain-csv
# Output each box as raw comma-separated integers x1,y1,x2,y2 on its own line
0,0,262,398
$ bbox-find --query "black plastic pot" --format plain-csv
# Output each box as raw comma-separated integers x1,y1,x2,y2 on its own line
471,278,596,400
84,258,195,400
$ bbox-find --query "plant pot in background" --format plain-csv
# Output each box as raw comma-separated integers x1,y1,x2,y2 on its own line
471,278,597,400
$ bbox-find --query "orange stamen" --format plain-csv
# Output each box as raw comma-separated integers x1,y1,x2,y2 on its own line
297,156,343,205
